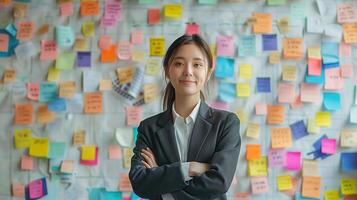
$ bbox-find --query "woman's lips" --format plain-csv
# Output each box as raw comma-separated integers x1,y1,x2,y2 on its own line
179,80,196,84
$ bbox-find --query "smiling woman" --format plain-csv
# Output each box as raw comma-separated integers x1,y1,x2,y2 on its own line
129,34,241,200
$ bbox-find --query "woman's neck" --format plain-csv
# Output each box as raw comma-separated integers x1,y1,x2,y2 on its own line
174,95,200,118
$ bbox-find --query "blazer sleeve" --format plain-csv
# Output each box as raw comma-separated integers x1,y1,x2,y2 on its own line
172,113,241,200
129,120,188,198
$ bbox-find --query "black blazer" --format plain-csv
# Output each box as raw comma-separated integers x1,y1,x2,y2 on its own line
129,102,241,200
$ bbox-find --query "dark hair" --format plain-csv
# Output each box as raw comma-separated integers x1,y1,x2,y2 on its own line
162,34,213,111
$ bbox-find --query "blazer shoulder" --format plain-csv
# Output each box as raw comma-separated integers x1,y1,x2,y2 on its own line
139,111,167,129
209,107,240,124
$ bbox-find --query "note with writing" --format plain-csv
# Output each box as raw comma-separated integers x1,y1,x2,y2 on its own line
126,106,142,126
253,13,272,33
340,129,357,147
246,122,260,139
40,40,57,60
12,182,25,197
250,176,269,194
29,137,49,158
270,127,292,149
255,103,267,115
283,38,303,60
14,103,33,125
14,129,32,148
144,83,158,103
80,1,99,16
236,83,250,97
238,35,256,57
268,149,285,167
21,155,34,171
163,4,182,20
302,176,321,199
277,175,292,191
56,52,75,70
84,92,103,114
216,35,235,57
239,64,252,79
267,105,285,124
0,33,9,52
16,22,34,41
341,178,356,195
303,160,319,176
117,41,132,60
59,81,76,98
248,156,267,176
37,105,55,124
282,65,297,81
150,37,165,56
82,21,95,37
337,3,356,24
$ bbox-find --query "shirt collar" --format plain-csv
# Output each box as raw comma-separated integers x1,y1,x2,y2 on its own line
172,99,201,125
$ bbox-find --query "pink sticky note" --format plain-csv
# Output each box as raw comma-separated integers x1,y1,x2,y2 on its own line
80,147,99,166
40,40,57,60
340,42,352,57
300,83,321,103
325,68,343,90
341,64,353,78
131,30,144,44
126,106,142,126
28,179,44,199
255,103,267,115
61,160,74,173
308,58,322,76
321,138,336,154
250,176,269,194
290,95,303,109
21,155,34,170
216,35,235,57
12,183,25,197
27,82,39,101
186,23,200,36
0,33,9,52
285,151,301,171
278,82,295,103
108,145,121,160
268,149,285,167
99,35,112,50
117,41,132,60
60,2,73,17
234,192,250,200
209,101,229,111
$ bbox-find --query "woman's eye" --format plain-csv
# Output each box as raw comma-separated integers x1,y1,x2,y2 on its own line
174,62,183,67
194,63,203,68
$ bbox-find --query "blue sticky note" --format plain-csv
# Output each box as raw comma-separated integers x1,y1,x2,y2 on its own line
256,77,271,92
48,98,66,112
295,192,319,200
48,142,66,159
262,34,277,51
133,127,138,144
351,106,357,124
238,35,256,57
341,152,357,172
40,82,58,103
0,29,19,57
56,26,75,48
218,82,236,103
215,57,235,78
5,23,17,37
88,188,106,200
321,42,339,68
198,0,217,4
305,68,325,84
105,191,122,199
323,92,341,111
77,52,91,67
289,120,308,140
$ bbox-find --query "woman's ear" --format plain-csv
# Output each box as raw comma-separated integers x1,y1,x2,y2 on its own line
206,68,213,81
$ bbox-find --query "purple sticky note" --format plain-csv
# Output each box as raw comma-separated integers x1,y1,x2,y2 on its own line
285,151,301,170
77,52,91,67
289,120,308,140
268,149,285,167
256,77,271,93
321,138,336,154
262,34,277,51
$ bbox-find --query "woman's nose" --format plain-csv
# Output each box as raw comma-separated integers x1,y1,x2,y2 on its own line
183,63,193,76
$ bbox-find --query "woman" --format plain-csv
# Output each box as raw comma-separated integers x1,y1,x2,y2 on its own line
129,34,241,200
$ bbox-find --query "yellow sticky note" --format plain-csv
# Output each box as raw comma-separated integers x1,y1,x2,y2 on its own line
132,50,145,62
59,81,76,98
277,175,292,191
99,80,112,91
123,147,134,168
239,64,252,79
248,156,267,176
343,23,357,44
236,108,248,124
269,52,280,64
29,138,49,158
14,129,32,149
163,4,182,20
282,65,297,81
144,83,159,103
316,111,331,127
308,118,320,134
236,83,250,97
81,145,96,161
341,178,357,195
324,189,339,200
74,38,88,51
145,59,160,75
150,37,165,57
47,67,60,82
82,21,95,37
246,122,260,139
3,69,16,83
308,46,321,59
116,67,135,84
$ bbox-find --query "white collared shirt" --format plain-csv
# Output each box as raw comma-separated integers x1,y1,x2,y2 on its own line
162,100,201,200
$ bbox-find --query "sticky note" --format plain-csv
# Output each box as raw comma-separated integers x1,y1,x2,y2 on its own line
341,152,357,172
270,127,292,149
285,151,301,170
163,4,182,20
131,30,143,44
239,64,252,79
215,57,234,78
14,129,32,148
341,64,353,78
269,52,280,64
48,142,66,159
117,41,132,60
262,34,277,51
99,80,112,91
116,67,135,84
302,176,321,199
82,21,95,37
16,22,34,41
246,144,260,160
56,26,75,47
21,155,34,170
98,35,112,50
0,33,9,52
119,173,133,192
108,145,121,160
60,2,73,17
150,37,165,56
315,111,331,127
341,178,357,195
47,67,60,82
12,182,25,197
340,42,352,57
123,147,134,168
290,2,305,22
267,105,285,125
59,81,76,98
236,83,250,97
219,82,237,103
337,3,356,23
340,129,357,147
324,189,339,200
321,138,336,154
289,120,308,140
14,103,33,125
74,38,88,51
216,35,235,57
77,52,91,67
3,68,16,83
198,0,217,4
132,50,145,62
56,52,75,70
84,92,103,114
351,106,357,124
144,83,159,103
37,105,55,124
282,65,297,81
303,160,319,176
283,38,303,60
40,40,57,60
80,1,99,16
60,160,74,173
278,82,295,103
238,35,256,57
250,176,269,194
277,175,292,191
148,8,160,25
186,23,200,36
29,138,49,158
126,106,142,126
323,92,341,111
145,59,160,76
343,24,357,43
321,42,339,68
255,103,267,115
248,156,267,176
246,122,260,139
324,68,343,90
268,149,285,167
253,13,272,33
256,77,270,93
83,70,101,92
307,118,320,134
37,24,49,36
81,145,96,161
73,130,85,145
28,178,47,199
0,0,12,7
300,83,321,103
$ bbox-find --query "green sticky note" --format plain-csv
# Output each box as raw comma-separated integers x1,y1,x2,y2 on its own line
267,0,285,6
139,0,156,4
49,142,66,159
198,0,217,4
56,52,75,70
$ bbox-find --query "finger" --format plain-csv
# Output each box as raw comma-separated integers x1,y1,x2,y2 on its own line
141,152,153,166
141,160,151,168
142,149,155,161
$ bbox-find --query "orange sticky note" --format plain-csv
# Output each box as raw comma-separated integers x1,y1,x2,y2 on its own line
84,92,103,114
12,182,25,198
250,176,269,194
101,44,117,63
116,67,135,84
302,176,321,199
267,105,285,124
283,38,303,60
234,192,250,200
118,173,133,192
13,3,27,19
126,106,142,126
108,145,121,160
80,1,99,16
16,22,34,41
60,160,74,173
270,127,292,149
37,105,55,124
3,68,16,83
253,13,272,34
21,155,34,171
15,103,33,125
148,8,161,25
73,130,86,145
246,144,261,160
343,23,357,44
0,33,9,52
99,80,112,91
59,81,76,99
37,24,49,36
40,40,57,60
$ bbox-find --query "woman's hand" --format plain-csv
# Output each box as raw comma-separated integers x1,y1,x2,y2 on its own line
140,147,158,168
189,162,210,177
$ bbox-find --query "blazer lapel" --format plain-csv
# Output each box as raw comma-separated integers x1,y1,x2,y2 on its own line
187,102,213,161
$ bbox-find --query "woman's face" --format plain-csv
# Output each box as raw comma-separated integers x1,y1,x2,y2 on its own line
167,43,211,99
